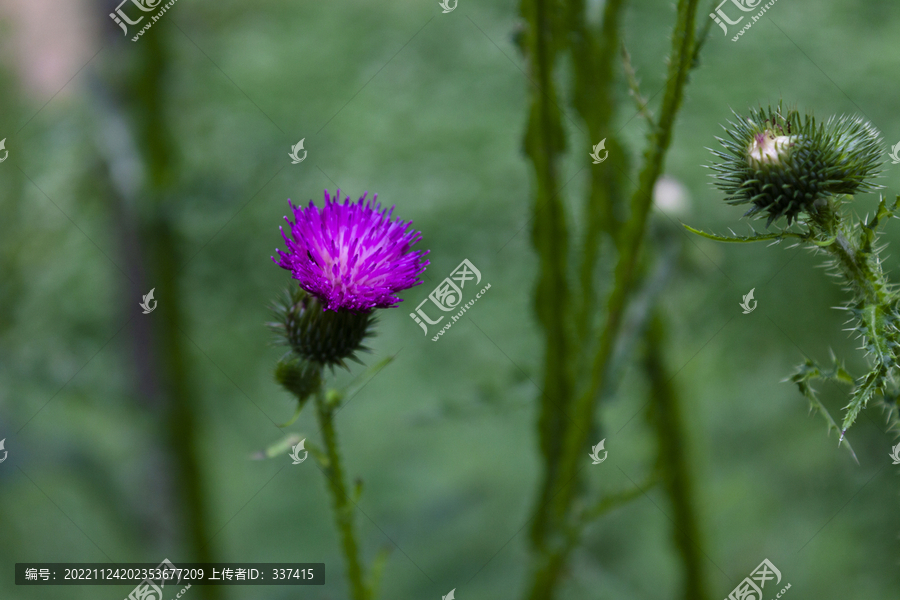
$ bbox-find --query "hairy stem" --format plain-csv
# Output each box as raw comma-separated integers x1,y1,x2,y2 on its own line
314,388,369,600
522,2,702,598
553,0,701,553
811,199,885,306
521,0,574,554
570,0,629,337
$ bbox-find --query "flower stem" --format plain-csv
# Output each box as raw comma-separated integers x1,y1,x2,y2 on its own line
314,388,369,600
811,200,883,306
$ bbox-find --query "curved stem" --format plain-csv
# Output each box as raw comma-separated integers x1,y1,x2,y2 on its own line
314,388,369,600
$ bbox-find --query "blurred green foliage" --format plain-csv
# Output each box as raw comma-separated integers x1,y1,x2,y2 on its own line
0,0,899,598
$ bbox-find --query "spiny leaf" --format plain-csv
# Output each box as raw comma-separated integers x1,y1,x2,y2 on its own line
682,224,805,243
789,358,858,462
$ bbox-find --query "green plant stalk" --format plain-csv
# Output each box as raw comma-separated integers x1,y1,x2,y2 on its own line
809,199,895,434
521,2,701,597
687,194,900,440
313,388,369,600
521,0,575,553
129,32,221,600
523,0,627,595
644,313,709,600
569,0,629,336
552,0,701,555
810,202,884,307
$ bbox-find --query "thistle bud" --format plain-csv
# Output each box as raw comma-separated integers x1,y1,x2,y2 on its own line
269,287,374,369
708,103,883,226
274,354,322,402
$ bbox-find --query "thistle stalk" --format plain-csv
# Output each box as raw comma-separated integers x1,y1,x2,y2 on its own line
520,1,703,597
809,202,884,307
313,387,369,600
268,192,427,600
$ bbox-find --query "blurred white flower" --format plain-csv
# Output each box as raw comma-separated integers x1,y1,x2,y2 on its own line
653,175,690,216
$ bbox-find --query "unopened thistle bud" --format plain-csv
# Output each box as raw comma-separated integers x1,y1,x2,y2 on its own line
707,103,883,226
274,353,322,403
269,287,375,369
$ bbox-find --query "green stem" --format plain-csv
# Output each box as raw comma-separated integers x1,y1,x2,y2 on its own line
578,471,659,523
314,388,369,600
522,2,701,597
570,0,629,336
811,200,883,306
552,0,701,562
827,231,882,305
128,31,221,600
644,314,710,600
521,0,574,554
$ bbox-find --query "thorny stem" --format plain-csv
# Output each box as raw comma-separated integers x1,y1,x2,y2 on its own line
830,232,882,304
811,200,883,306
521,0,574,558
521,1,702,598
314,388,369,600
810,199,897,438
553,0,701,549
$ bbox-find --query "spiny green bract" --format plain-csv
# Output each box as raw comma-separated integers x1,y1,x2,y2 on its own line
269,287,376,369
707,103,883,226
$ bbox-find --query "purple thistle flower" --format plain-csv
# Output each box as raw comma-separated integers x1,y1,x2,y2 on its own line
273,189,429,312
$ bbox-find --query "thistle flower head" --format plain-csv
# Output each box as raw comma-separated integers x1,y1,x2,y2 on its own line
273,189,429,312
708,103,883,226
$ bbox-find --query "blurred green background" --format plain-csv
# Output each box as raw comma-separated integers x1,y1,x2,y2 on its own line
1,0,899,598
